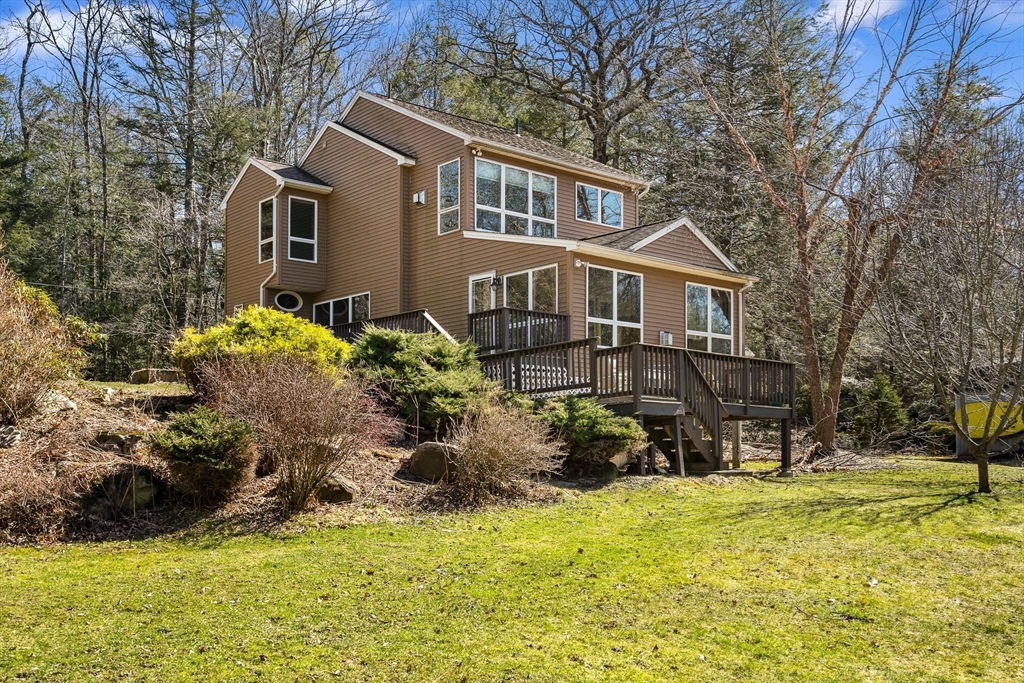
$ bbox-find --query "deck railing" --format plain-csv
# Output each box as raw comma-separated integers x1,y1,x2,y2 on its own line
468,307,571,353
330,309,451,342
479,338,594,396
687,350,795,409
481,340,793,412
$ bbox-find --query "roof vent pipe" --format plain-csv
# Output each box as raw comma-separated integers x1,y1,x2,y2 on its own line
514,118,520,136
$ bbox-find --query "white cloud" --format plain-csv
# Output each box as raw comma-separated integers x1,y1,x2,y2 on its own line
825,0,906,28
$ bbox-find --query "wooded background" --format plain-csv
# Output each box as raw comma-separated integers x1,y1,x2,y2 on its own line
1,0,1021,453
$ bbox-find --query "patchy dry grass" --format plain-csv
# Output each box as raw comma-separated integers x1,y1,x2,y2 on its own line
1,457,1022,682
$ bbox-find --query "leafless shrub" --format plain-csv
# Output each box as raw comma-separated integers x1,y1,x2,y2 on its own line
443,401,564,505
200,356,396,512
0,415,166,543
0,257,85,424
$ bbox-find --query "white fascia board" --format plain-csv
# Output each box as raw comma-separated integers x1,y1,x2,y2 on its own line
628,219,683,252
679,215,739,273
219,158,278,211
299,120,416,167
279,178,333,194
571,242,755,285
471,141,648,191
344,91,472,144
462,230,579,250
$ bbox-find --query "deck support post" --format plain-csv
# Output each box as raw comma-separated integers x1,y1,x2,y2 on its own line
731,421,742,469
780,418,793,476
637,413,649,475
673,415,686,476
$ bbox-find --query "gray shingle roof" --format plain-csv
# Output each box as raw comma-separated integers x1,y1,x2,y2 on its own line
336,123,417,159
255,159,332,188
581,220,677,250
363,94,646,186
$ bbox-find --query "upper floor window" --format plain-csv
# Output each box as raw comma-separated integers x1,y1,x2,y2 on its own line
259,198,275,263
438,159,461,234
686,283,732,354
475,159,555,237
314,292,370,327
504,265,557,313
288,197,317,262
587,266,642,347
576,183,622,228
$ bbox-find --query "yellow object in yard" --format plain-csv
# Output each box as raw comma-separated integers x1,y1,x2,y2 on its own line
957,399,1024,440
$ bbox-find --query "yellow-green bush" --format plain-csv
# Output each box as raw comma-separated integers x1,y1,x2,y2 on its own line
0,259,93,423
171,306,351,390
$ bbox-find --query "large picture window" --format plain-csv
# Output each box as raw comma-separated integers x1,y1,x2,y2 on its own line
587,266,642,347
504,265,557,312
288,197,317,262
313,292,370,327
576,183,622,228
686,283,733,354
259,198,275,263
475,159,555,237
438,159,460,234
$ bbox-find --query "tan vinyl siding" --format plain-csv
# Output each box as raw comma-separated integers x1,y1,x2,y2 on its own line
466,149,639,240
570,254,743,355
300,127,403,318
634,227,729,271
425,238,572,339
276,188,327,293
224,165,278,314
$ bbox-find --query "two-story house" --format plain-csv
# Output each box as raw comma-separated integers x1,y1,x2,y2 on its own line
220,92,796,475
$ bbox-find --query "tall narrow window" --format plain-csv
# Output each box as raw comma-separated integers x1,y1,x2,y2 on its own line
313,292,370,327
504,265,557,312
686,283,733,354
576,183,623,228
259,198,275,262
288,197,317,262
475,159,556,237
438,159,460,234
469,274,495,313
586,266,642,346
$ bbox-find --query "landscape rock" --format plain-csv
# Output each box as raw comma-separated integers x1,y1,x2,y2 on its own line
130,368,184,384
408,441,454,482
315,473,360,504
597,460,620,482
42,390,77,413
94,431,143,455
0,425,23,448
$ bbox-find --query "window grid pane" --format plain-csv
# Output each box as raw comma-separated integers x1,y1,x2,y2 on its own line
687,284,708,333
505,273,530,310
439,160,459,210
587,267,614,320
532,267,557,313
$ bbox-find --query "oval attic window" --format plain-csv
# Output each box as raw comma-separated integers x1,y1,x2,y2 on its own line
275,291,302,312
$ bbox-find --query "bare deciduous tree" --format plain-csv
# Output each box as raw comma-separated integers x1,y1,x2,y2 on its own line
879,121,1024,493
444,0,689,165
685,0,1024,453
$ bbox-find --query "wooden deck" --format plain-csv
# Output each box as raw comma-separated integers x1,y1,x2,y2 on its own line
478,339,795,475
467,307,571,353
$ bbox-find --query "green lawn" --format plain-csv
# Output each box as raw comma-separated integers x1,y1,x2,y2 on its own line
2,458,1023,682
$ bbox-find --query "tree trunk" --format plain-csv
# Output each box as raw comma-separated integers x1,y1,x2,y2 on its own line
977,456,991,494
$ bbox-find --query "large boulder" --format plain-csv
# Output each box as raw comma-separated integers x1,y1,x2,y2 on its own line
409,441,454,482
315,473,360,504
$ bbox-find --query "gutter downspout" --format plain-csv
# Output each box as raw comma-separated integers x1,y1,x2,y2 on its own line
259,187,284,307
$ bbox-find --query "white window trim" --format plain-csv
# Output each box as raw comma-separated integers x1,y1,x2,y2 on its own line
468,270,496,313
274,290,303,312
258,196,276,263
686,282,734,354
586,264,644,347
313,291,371,326
288,196,318,263
474,158,557,237
437,158,461,235
502,263,559,313
575,182,624,229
